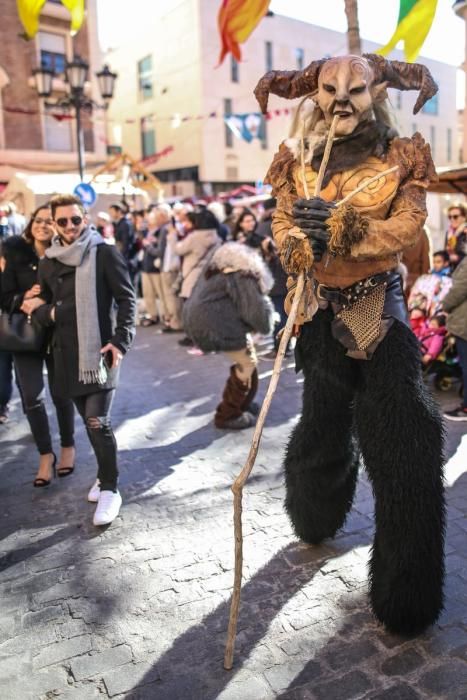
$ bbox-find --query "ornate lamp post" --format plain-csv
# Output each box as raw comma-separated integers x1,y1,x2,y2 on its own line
32,56,117,181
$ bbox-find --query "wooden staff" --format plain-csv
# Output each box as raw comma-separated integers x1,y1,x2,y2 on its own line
223,114,340,671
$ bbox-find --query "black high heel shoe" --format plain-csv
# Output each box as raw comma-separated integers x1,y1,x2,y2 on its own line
57,447,75,478
33,453,57,488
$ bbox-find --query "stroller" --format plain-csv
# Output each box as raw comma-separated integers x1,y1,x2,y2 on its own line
422,332,463,392
408,273,463,393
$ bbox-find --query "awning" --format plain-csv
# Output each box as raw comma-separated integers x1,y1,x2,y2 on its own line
428,165,467,195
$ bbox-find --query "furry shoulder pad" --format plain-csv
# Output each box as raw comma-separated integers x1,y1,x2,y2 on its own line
264,143,298,198
387,132,437,187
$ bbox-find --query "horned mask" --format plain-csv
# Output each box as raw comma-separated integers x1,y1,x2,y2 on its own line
254,54,438,137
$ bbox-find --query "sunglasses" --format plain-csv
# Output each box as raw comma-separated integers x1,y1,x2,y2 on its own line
55,216,83,228
33,217,54,225
448,214,461,220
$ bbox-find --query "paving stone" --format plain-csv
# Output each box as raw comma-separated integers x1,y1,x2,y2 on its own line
217,675,274,700
22,606,63,629
419,659,467,695
324,638,379,671
381,649,425,676
264,660,321,693
313,670,372,700
102,660,160,697
33,635,92,669
70,644,133,681
1,666,68,698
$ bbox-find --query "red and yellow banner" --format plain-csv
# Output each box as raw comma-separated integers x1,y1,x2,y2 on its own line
218,0,271,65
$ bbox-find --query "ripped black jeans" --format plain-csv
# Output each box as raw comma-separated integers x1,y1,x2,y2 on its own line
73,390,118,492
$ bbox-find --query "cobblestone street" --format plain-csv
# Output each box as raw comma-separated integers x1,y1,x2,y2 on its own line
1,327,467,699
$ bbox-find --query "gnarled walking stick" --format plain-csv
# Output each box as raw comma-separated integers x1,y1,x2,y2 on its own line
223,114,340,671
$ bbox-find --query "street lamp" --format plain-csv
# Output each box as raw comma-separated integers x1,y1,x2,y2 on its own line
32,56,117,181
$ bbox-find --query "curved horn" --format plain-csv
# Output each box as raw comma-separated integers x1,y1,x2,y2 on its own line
364,53,438,115
254,59,326,114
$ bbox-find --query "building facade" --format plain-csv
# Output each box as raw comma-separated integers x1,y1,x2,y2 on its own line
0,0,106,205
105,0,459,201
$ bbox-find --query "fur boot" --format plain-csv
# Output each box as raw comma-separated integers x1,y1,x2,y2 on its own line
356,320,445,635
284,312,360,544
215,366,254,429
241,368,259,415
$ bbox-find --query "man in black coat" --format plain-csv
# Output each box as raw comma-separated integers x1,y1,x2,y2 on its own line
23,195,136,526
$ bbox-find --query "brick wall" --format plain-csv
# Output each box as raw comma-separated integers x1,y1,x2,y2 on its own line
0,0,94,153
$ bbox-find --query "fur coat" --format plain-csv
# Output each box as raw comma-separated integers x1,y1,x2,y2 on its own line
183,242,274,352
174,228,221,299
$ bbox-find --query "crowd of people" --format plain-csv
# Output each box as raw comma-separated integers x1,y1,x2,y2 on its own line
0,192,466,529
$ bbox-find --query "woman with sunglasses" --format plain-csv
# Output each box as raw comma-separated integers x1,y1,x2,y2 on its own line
1,204,75,486
445,204,467,269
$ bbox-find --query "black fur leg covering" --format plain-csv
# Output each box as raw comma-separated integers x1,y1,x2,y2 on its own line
285,312,360,544
356,321,445,636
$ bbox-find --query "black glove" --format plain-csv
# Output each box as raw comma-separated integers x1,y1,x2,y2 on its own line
292,197,335,262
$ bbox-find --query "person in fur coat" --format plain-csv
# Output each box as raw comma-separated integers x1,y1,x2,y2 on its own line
183,242,274,429
255,53,445,636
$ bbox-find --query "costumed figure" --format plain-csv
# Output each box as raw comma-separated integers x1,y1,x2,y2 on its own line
255,53,445,635
183,242,274,430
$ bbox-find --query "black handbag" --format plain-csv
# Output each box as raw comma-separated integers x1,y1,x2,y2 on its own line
0,311,47,353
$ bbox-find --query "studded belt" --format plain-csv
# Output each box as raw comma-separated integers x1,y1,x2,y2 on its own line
313,271,393,310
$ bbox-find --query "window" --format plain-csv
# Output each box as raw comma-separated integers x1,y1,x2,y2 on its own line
447,127,452,162
38,31,66,75
265,41,273,72
224,98,233,148
430,125,436,157
44,111,72,151
422,94,438,115
295,48,304,70
137,55,153,100
141,115,156,158
231,56,239,83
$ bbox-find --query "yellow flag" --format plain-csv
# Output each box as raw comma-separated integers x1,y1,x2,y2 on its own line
16,0,46,39
377,0,438,63
16,0,85,39
61,0,85,36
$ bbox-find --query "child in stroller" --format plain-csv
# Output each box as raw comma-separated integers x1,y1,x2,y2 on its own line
408,288,462,390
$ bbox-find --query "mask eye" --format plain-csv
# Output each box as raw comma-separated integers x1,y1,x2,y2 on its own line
350,86,366,95
323,84,336,94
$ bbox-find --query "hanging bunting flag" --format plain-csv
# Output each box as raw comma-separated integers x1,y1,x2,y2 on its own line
217,0,271,65
224,112,265,143
377,0,438,63
16,0,85,39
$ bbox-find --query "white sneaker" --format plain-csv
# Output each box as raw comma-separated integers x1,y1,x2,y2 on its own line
93,490,122,526
87,479,101,503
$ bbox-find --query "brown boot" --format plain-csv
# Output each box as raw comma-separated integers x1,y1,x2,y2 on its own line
215,366,256,430
241,368,259,415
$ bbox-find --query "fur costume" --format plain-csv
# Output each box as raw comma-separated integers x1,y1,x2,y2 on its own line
183,242,273,353
256,54,445,635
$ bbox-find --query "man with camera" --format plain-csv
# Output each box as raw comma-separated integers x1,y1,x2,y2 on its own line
22,194,136,526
